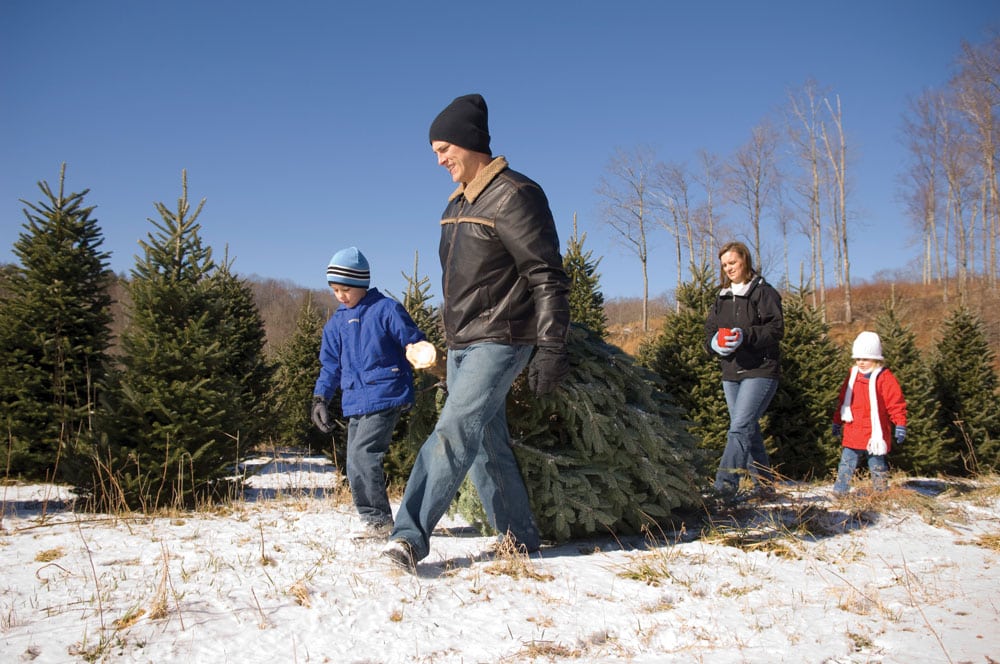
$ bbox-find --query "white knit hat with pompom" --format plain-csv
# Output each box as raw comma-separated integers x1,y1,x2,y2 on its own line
851,331,883,360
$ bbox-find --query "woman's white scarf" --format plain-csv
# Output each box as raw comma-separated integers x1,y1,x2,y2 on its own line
840,366,887,455
723,280,751,297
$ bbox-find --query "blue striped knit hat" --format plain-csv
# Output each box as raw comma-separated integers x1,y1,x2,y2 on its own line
326,247,370,288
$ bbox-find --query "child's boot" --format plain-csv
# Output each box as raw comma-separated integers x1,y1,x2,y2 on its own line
833,462,852,495
870,455,890,492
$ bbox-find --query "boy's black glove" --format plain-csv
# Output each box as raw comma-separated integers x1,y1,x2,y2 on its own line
527,345,570,395
311,396,335,433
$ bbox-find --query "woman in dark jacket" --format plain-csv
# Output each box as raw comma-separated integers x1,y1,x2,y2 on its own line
704,241,784,500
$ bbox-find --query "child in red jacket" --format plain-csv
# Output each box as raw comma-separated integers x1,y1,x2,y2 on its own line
832,331,908,494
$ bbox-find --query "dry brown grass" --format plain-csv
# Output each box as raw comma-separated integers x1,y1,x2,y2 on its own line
483,533,554,581
965,480,1000,502
616,550,675,586
699,501,820,557
836,476,1000,531
706,528,801,557
34,547,64,563
287,580,311,607
691,476,1000,561
112,607,146,630
835,484,943,514
972,532,1000,551
606,316,666,356
517,640,583,659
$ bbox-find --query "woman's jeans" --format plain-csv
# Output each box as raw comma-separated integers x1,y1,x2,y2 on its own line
391,343,540,562
834,447,889,493
715,377,779,494
347,405,405,526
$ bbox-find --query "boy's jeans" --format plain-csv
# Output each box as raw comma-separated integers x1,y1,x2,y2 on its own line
347,405,405,526
715,377,779,493
391,342,539,562
834,447,889,493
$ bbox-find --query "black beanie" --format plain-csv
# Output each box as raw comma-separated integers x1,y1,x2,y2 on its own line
428,93,491,154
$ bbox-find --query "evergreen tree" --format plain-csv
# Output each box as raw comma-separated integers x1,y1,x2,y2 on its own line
0,165,113,481
637,263,723,480
874,305,953,474
455,324,704,543
388,252,445,486
395,251,444,350
930,307,1000,474
767,293,845,480
269,295,344,454
210,257,274,452
96,172,242,509
563,220,608,338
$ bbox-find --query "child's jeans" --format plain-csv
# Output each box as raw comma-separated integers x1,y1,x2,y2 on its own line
834,447,889,494
347,405,406,526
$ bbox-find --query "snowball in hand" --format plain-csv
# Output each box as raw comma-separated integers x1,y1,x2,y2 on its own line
406,341,437,369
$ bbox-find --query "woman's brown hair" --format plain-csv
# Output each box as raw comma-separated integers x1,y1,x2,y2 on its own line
717,241,756,287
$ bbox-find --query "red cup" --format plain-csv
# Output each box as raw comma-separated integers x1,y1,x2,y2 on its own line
717,327,733,344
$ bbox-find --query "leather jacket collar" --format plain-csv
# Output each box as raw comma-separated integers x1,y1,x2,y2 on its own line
448,156,509,203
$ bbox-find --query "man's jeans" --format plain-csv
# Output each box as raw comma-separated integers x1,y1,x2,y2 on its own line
347,405,405,526
391,342,540,562
834,447,889,493
715,377,779,493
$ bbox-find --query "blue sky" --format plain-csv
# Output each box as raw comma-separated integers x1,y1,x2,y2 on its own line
2,1,997,302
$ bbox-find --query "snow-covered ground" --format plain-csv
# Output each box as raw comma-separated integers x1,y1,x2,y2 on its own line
2,453,998,663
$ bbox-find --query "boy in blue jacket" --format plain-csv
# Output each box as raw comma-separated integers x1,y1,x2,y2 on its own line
311,247,436,539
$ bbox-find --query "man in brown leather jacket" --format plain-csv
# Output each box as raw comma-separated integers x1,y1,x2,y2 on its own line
382,93,570,572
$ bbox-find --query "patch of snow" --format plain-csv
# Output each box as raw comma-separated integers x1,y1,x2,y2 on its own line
2,472,998,663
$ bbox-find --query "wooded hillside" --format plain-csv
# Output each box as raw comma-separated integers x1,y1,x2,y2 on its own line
101,272,1000,366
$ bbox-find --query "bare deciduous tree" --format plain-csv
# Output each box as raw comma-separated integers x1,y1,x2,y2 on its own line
820,95,853,323
693,150,725,267
898,35,1000,305
773,186,795,290
727,119,781,271
900,91,946,291
597,146,660,332
938,90,977,305
787,80,829,312
655,161,693,311
954,35,1000,287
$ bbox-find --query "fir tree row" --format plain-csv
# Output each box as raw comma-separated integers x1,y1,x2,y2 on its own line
638,265,1000,483
3,167,998,542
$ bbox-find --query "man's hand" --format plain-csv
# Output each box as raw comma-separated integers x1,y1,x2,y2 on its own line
311,396,335,433
527,345,570,395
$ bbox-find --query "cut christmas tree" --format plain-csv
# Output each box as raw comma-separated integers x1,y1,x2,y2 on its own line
453,324,704,543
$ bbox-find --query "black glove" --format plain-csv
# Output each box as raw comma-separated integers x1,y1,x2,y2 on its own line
527,345,570,395
311,396,334,433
